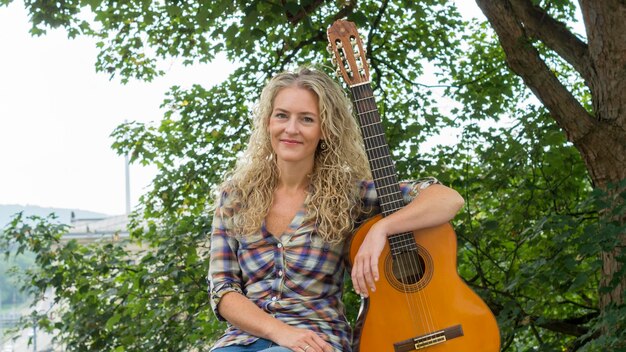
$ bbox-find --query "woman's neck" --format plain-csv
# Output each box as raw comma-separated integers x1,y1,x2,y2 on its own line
276,160,313,192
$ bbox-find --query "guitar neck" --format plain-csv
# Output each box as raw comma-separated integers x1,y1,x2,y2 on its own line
350,83,405,218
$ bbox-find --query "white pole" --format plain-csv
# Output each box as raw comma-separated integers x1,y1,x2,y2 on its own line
125,153,131,215
124,119,131,215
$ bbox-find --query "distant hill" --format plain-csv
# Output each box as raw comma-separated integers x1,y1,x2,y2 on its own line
0,204,109,228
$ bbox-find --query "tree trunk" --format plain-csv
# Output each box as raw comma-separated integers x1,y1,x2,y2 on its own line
475,0,626,313
578,128,626,310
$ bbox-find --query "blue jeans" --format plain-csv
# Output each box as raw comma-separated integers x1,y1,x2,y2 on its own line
212,338,292,352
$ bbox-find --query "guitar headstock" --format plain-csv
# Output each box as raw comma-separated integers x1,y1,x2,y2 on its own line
327,20,370,87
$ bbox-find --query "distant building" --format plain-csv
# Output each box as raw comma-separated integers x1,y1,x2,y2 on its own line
63,213,130,245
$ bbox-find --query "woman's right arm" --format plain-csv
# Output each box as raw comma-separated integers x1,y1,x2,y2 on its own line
217,292,331,352
218,291,325,348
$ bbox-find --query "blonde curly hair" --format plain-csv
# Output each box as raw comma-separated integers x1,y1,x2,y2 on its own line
219,67,371,243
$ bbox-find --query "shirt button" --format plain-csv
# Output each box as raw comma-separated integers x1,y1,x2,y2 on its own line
278,270,283,277
271,296,277,301
277,243,283,248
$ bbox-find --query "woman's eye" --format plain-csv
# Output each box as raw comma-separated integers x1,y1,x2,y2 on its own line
275,113,287,119
303,116,314,123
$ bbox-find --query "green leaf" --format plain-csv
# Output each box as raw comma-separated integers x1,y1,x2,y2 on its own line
105,313,122,330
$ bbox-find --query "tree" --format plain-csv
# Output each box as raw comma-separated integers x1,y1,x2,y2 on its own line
1,0,624,350
475,0,626,314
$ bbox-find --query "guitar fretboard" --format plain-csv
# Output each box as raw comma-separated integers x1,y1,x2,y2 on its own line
350,83,417,255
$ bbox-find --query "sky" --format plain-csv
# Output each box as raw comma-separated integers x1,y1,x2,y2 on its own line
0,2,237,215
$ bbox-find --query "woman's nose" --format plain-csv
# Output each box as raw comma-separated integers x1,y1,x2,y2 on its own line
284,117,298,134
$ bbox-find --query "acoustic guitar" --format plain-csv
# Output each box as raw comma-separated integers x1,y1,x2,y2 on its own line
327,20,501,352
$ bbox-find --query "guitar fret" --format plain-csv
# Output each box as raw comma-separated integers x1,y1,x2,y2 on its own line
390,239,417,248
361,123,379,131
359,116,381,125
362,133,386,140
370,156,393,166
364,143,385,151
370,146,389,157
380,198,404,207
371,162,395,171
390,234,416,244
377,192,403,200
372,169,395,176
360,121,382,128
353,95,375,103
357,108,379,115
374,174,398,182
364,144,388,152
372,169,397,177
389,232,415,243
376,183,400,191
362,137,386,145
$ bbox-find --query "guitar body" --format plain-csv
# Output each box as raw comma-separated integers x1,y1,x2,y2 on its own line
348,215,500,352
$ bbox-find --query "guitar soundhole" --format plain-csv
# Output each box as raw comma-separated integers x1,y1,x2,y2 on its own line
385,245,433,293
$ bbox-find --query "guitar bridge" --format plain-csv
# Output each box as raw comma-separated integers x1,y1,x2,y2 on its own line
393,324,463,352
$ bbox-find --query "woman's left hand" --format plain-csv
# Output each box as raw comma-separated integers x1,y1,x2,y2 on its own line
351,221,388,297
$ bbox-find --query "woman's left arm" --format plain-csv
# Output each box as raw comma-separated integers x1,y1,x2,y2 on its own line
351,184,465,297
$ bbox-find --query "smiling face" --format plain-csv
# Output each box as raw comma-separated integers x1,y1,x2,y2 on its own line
268,85,322,170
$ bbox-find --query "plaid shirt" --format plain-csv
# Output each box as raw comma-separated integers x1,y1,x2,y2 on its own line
208,179,438,351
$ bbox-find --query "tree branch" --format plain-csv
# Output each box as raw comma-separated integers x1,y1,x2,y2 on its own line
281,0,357,25
531,312,597,337
579,0,626,133
277,30,326,72
508,0,593,84
282,0,325,24
474,0,597,145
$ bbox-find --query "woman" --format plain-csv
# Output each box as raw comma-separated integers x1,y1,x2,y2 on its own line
208,67,464,352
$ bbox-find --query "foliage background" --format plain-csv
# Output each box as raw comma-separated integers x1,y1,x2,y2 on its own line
1,0,625,351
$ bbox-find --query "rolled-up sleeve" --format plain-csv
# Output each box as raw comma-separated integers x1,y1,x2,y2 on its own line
208,191,243,321
402,176,441,201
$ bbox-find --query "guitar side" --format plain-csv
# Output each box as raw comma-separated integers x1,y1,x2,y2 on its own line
348,215,501,352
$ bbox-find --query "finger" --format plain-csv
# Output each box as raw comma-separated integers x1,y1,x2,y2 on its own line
299,341,313,352
363,257,376,292
311,334,333,352
352,258,369,297
350,258,359,293
371,253,380,281
305,340,322,352
322,341,334,352
370,255,380,286
350,260,360,295
351,257,364,295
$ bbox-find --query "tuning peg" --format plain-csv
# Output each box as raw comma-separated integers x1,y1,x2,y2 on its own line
326,44,333,54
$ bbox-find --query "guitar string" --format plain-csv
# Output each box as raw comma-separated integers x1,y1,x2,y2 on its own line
354,84,438,337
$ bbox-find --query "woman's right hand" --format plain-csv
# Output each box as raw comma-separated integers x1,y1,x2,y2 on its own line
270,325,334,352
